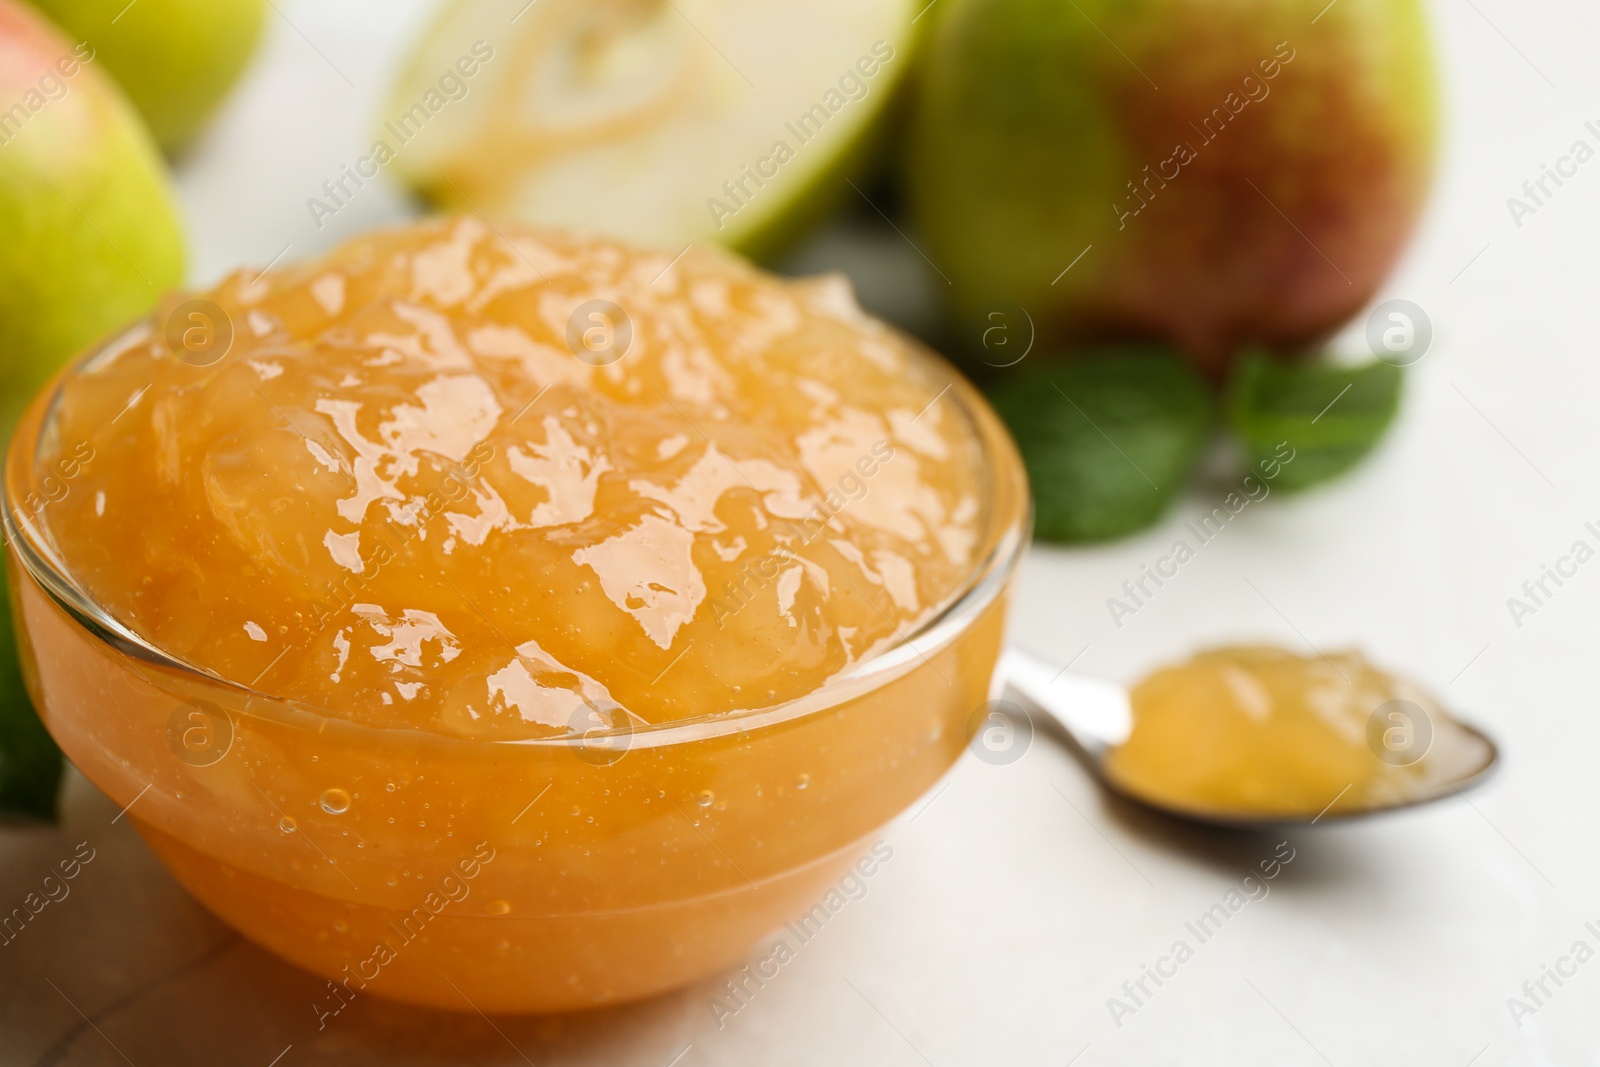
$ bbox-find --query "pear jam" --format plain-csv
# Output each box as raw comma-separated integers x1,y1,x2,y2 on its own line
38,216,988,732
12,216,1023,1012
1104,646,1493,820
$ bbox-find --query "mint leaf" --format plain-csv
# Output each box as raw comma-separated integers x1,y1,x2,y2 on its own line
0,557,61,820
1228,353,1402,493
987,349,1212,543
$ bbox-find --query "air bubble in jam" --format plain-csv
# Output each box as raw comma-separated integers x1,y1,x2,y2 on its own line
278,816,297,833
319,788,351,814
695,790,714,808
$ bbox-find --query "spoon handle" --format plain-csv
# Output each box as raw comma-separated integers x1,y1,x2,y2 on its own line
999,647,1132,760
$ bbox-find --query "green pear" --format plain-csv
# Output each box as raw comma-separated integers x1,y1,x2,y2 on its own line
27,0,266,150
907,0,1436,376
0,0,185,413
381,0,919,261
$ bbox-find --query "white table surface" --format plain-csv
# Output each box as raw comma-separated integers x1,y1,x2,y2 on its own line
5,1,1600,1063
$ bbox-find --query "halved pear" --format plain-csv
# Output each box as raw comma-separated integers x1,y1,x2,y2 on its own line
382,0,917,260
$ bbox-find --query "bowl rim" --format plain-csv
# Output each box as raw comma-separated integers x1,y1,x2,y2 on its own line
4,319,1031,753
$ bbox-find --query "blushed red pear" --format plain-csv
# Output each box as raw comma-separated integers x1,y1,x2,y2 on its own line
907,0,1437,375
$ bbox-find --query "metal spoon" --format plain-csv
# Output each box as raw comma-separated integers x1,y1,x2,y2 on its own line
998,646,1502,829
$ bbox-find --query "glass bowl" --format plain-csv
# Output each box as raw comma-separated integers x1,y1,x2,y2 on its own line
3,325,1030,1015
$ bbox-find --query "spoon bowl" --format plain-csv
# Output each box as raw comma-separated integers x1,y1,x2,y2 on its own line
1000,647,1502,831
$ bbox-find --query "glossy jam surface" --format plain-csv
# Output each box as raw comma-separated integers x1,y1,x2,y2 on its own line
1104,645,1491,819
36,216,986,734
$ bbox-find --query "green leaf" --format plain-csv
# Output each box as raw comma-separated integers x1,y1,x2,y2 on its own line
1227,352,1403,493
987,348,1213,543
0,556,62,821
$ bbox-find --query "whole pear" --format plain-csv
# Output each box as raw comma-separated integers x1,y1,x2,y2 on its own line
0,0,184,412
907,0,1436,375
28,0,266,150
